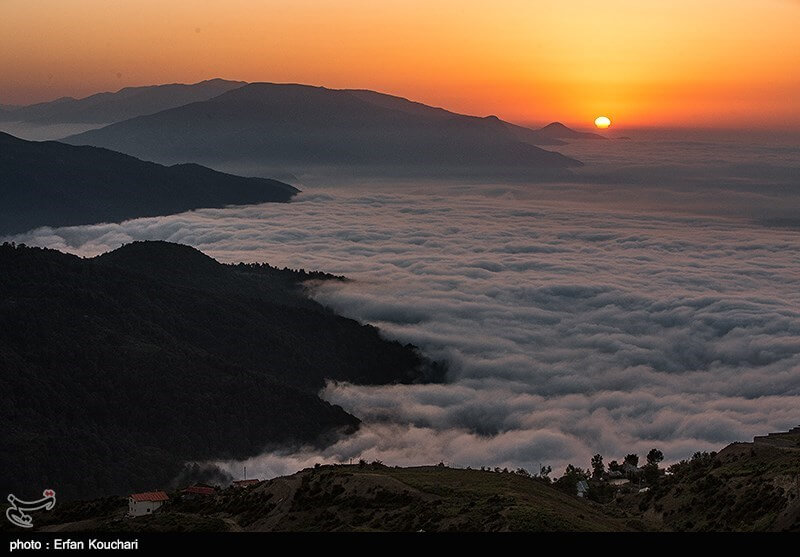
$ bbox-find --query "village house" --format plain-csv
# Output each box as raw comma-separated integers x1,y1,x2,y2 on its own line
128,491,168,517
182,485,216,498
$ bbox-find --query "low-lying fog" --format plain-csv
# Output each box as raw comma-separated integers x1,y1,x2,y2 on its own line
7,131,799,476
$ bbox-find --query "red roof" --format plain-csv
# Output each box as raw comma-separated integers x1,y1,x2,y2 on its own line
183,486,215,496
232,479,260,487
130,491,169,502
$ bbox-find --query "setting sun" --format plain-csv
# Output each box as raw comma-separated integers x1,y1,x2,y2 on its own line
594,116,612,129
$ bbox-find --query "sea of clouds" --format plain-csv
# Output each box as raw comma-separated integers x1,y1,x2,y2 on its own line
6,134,800,477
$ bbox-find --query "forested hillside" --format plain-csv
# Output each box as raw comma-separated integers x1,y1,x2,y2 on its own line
0,242,442,499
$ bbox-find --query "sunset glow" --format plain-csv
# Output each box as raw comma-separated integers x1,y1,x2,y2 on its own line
1,0,799,129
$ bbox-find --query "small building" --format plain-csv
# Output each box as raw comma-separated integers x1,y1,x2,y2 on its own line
609,478,630,487
232,479,260,489
753,426,800,449
576,480,589,498
182,485,216,498
128,491,168,517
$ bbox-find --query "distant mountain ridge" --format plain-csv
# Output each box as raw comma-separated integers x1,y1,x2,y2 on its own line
0,132,297,235
344,89,568,146
0,79,245,124
65,82,582,178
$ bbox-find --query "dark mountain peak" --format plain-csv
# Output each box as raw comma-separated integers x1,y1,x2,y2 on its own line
0,132,297,235
5,80,247,125
537,121,607,140
96,241,221,275
1,242,432,498
345,88,451,118
219,82,326,96
0,240,81,266
0,130,23,143
47,96,78,104
65,83,582,175
213,82,364,108
113,78,245,95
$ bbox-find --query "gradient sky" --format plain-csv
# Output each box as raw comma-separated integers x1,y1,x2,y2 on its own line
2,0,799,128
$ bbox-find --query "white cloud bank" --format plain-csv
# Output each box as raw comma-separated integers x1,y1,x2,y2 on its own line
6,136,800,477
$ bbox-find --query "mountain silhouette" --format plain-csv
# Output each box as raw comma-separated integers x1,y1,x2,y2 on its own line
344,90,567,146
0,79,245,124
0,132,297,235
0,241,438,498
65,83,581,178
536,122,607,140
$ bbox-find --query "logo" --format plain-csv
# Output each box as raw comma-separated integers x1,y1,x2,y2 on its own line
6,490,56,528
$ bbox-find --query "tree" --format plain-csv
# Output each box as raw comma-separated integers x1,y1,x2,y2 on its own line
608,460,622,473
554,464,589,494
591,454,605,480
624,454,639,468
539,465,552,481
642,463,660,485
646,449,664,466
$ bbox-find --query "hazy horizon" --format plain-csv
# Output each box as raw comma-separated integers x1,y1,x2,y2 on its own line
4,78,800,136
3,1,800,130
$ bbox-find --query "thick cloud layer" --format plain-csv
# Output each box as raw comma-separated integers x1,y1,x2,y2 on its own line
6,135,800,477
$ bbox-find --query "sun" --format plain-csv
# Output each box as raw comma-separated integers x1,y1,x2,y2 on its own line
594,116,612,129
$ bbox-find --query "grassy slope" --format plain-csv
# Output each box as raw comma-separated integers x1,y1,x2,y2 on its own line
630,437,800,531
25,434,800,533
30,465,636,532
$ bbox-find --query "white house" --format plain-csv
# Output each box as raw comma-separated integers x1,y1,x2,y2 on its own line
576,480,589,498
128,491,169,517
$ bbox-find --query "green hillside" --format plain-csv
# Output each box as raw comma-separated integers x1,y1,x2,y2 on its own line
22,430,800,532
32,465,636,533
631,432,800,531
0,242,441,499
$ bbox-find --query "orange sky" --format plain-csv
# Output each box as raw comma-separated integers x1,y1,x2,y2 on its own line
1,0,799,129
